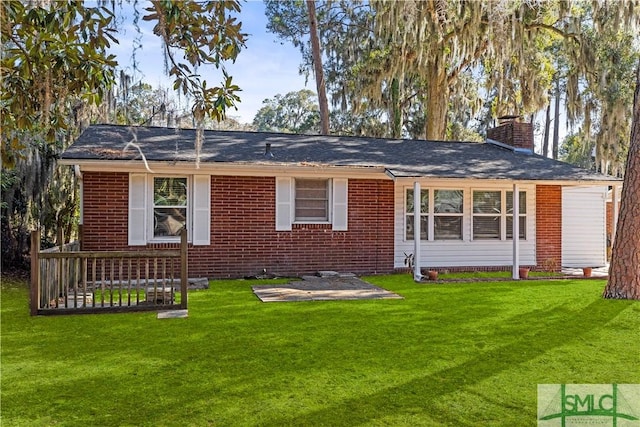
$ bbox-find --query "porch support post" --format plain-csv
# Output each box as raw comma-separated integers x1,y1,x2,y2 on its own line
180,228,188,309
611,184,620,245
413,181,422,281
30,230,40,316
512,183,520,280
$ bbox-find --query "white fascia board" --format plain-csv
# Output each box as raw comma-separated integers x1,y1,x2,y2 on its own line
391,176,622,187
58,160,390,179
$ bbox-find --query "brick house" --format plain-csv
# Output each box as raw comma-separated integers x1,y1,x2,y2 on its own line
59,122,621,279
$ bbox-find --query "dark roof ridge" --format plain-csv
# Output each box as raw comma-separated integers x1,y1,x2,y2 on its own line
86,123,481,146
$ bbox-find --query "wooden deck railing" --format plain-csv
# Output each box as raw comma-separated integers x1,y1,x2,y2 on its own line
30,229,188,315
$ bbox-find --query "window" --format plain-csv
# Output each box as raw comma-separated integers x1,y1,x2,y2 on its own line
129,174,210,246
434,189,463,240
473,190,526,240
406,189,429,240
405,188,463,241
295,179,329,222
506,191,527,239
153,177,188,238
275,177,347,231
473,190,501,239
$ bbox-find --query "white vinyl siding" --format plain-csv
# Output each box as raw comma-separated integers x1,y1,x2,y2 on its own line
562,186,607,267
394,181,536,268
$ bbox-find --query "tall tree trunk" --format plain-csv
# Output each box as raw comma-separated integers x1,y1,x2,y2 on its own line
604,63,640,300
552,80,561,160
306,0,330,135
542,103,551,157
390,78,402,138
425,67,448,140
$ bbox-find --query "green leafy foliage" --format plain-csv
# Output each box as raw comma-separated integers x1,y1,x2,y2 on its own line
143,0,247,123
253,89,320,134
0,1,117,166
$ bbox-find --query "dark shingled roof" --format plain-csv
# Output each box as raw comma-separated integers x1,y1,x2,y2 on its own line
61,124,619,182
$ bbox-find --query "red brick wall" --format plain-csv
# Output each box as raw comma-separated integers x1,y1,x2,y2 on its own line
82,172,130,250
82,172,395,278
536,185,562,271
487,121,534,151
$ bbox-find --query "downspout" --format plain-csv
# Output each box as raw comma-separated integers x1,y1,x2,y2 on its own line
512,183,520,279
413,181,423,281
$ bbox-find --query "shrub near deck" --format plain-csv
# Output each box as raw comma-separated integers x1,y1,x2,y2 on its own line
1,276,638,426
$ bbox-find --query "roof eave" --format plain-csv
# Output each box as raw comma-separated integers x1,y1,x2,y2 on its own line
58,158,390,179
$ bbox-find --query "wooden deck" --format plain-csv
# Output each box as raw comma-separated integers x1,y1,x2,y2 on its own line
30,229,188,315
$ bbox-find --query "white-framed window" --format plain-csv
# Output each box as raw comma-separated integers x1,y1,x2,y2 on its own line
405,188,464,241
275,177,348,231
472,190,526,240
295,178,330,222
405,188,429,240
506,190,527,240
128,173,210,246
434,189,463,240
152,176,188,238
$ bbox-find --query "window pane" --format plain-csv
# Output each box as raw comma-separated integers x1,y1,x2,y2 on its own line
154,177,187,206
473,216,500,239
506,191,527,214
406,189,428,213
406,215,428,240
434,216,462,240
154,208,186,236
295,179,328,221
473,191,501,214
506,216,526,239
435,190,463,213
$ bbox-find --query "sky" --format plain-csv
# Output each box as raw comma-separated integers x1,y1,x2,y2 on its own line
109,1,310,124
107,1,565,149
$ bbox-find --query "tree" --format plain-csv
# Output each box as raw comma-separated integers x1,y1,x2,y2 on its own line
252,90,320,134
1,1,117,166
305,0,329,134
266,1,375,132
0,0,247,270
604,62,640,300
559,133,594,169
564,5,639,176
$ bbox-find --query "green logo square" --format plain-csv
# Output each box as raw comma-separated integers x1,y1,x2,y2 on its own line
538,384,640,426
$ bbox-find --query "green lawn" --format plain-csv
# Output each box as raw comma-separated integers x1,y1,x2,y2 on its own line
2,275,638,426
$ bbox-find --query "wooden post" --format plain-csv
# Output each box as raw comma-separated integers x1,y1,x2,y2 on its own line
180,228,188,309
30,230,40,316
78,224,84,251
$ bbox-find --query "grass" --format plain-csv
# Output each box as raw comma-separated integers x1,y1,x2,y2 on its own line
2,274,638,426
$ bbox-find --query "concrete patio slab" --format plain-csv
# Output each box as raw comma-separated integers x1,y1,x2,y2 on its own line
252,274,403,302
